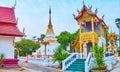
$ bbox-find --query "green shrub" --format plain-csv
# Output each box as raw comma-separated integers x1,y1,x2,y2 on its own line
53,45,69,68
0,53,5,67
92,45,106,70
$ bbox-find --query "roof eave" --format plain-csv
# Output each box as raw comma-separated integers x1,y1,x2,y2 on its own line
0,33,23,37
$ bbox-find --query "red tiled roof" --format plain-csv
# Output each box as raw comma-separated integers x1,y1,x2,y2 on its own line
0,23,23,37
0,6,23,37
0,7,16,23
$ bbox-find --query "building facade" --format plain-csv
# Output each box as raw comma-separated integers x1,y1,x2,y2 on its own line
73,4,108,58
0,6,23,58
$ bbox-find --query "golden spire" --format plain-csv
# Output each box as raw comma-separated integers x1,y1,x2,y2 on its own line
46,7,54,34
44,7,57,43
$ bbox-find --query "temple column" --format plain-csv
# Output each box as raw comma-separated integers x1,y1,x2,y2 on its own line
91,17,94,32
91,17,95,51
83,42,87,58
79,22,83,58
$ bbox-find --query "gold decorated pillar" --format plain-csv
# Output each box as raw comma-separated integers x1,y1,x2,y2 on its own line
91,17,94,32
79,22,82,53
91,17,95,51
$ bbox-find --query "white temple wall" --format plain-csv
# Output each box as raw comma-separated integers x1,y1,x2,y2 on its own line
36,43,59,56
98,37,106,47
0,36,14,58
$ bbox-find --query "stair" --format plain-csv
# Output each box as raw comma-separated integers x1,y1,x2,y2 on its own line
66,59,86,72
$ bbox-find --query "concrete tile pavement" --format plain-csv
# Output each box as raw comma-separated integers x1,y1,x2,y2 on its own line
18,57,120,72
0,68,28,72
111,57,120,72
19,61,62,72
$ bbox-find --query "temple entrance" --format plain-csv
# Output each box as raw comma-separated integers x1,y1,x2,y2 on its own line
83,42,92,58
83,43,87,58
87,42,92,55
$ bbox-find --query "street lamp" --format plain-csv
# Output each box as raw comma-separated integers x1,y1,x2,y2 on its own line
115,18,120,46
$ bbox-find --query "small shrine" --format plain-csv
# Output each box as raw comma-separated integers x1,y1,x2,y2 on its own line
107,31,118,57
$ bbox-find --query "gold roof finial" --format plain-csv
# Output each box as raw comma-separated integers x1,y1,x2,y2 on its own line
13,0,17,9
83,0,85,7
23,27,25,34
102,14,104,20
77,9,79,13
16,17,18,25
89,5,92,10
73,13,75,18
95,8,98,14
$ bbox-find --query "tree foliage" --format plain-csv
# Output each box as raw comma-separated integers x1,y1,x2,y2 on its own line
56,29,79,52
53,45,69,68
93,45,106,70
15,39,40,56
40,34,45,43
56,31,70,47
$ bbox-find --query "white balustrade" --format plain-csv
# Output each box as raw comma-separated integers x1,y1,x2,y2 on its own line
104,52,118,70
85,52,93,72
62,53,79,70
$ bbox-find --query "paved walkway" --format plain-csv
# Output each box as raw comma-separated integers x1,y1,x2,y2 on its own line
19,61,62,72
111,57,120,72
1,57,120,72
0,67,28,72
19,57,120,72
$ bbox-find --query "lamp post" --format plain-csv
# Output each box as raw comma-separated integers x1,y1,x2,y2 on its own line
115,18,120,46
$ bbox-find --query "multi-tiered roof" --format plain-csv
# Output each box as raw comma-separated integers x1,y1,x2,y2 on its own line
0,6,23,37
73,3,108,30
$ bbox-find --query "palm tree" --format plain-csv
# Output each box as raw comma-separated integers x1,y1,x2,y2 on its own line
42,41,49,56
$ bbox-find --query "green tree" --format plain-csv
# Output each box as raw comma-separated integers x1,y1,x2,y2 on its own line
40,34,45,43
15,39,40,56
56,30,79,52
56,31,70,50
53,45,69,68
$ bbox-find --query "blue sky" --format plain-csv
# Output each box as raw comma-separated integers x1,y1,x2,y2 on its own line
0,0,120,38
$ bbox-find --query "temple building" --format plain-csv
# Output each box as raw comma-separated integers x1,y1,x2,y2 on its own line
35,8,59,57
107,31,118,57
0,6,23,58
72,3,108,58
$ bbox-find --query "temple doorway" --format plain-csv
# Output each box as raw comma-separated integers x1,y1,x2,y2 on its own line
87,42,92,55
83,42,92,58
